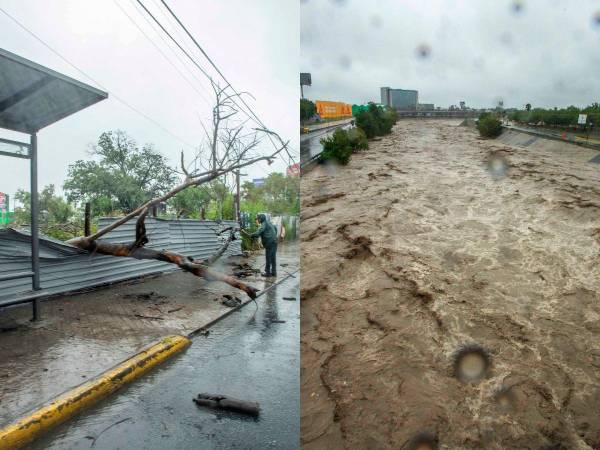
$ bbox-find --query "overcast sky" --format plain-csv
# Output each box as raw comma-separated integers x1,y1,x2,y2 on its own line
301,0,600,109
1,0,298,205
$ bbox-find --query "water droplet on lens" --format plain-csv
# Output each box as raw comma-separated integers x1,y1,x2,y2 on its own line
370,15,382,28
592,11,600,27
511,0,524,13
487,154,508,179
338,55,352,69
415,44,431,59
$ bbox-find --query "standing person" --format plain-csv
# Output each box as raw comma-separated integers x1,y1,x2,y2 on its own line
248,214,278,277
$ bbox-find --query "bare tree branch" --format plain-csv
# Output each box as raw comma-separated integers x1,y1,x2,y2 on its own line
64,80,288,299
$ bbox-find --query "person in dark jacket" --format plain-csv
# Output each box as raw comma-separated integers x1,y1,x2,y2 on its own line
248,214,278,277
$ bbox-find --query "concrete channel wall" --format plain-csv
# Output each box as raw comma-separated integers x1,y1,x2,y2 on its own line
0,218,241,302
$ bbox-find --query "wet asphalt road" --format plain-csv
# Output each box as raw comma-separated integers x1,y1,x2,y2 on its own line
300,123,353,164
29,274,299,450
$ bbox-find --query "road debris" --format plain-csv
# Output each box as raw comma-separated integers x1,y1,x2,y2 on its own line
193,393,260,417
221,294,242,308
230,262,261,278
134,314,164,321
123,291,167,301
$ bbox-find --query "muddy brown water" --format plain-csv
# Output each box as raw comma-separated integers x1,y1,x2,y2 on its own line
300,119,600,449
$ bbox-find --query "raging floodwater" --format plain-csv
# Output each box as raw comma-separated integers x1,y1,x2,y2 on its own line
300,119,600,449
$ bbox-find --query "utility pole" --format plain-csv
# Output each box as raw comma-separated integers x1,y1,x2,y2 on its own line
235,170,241,223
84,202,91,237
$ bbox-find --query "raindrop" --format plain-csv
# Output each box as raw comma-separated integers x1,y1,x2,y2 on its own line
370,14,382,28
511,0,524,13
487,154,509,179
452,343,491,383
338,55,352,69
500,32,513,46
407,432,439,450
493,385,517,412
592,11,600,28
472,57,485,70
415,44,431,59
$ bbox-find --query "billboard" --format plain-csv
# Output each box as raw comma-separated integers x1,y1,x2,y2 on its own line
0,192,8,225
0,192,7,213
252,178,265,186
287,163,300,177
300,73,312,86
578,114,587,125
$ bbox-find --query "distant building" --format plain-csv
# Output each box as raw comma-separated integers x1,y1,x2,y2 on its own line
380,87,418,110
417,103,435,111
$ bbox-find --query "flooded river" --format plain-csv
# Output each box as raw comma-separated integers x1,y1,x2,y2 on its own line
300,119,600,449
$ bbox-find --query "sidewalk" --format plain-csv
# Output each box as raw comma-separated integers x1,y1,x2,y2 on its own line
0,243,298,426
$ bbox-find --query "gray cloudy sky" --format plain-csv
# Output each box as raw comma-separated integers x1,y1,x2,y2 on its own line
1,0,298,203
301,0,600,108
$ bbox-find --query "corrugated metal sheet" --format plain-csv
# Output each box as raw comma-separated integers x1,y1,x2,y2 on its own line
0,218,241,302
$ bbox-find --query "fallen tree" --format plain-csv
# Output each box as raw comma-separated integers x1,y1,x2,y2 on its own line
66,82,291,298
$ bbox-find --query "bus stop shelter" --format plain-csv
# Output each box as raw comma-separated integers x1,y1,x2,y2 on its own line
0,47,107,320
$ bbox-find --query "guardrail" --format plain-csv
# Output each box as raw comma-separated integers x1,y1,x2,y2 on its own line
396,110,480,118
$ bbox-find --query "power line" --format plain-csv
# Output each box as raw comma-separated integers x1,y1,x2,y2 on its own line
113,0,211,106
156,0,296,164
126,0,213,102
149,0,199,60
0,4,197,150
134,0,214,83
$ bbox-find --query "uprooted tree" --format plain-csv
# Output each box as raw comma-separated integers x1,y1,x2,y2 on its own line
66,82,291,299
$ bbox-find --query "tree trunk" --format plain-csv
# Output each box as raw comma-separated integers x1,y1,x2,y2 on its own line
67,213,258,299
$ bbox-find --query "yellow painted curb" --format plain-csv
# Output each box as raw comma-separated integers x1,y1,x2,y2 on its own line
0,335,191,450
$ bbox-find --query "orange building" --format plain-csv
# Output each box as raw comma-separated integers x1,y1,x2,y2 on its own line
315,100,352,119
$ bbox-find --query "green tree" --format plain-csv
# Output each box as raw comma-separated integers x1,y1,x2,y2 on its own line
354,103,397,138
14,184,80,240
300,99,316,121
320,128,368,165
477,113,503,138
64,130,176,215
209,179,232,220
355,108,380,138
261,172,300,214
241,180,262,203
169,185,212,219
240,173,300,215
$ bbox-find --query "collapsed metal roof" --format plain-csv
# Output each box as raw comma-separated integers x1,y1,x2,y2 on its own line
0,218,242,303
0,47,108,134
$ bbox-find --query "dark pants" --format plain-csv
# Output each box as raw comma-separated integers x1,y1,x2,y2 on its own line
265,243,277,275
